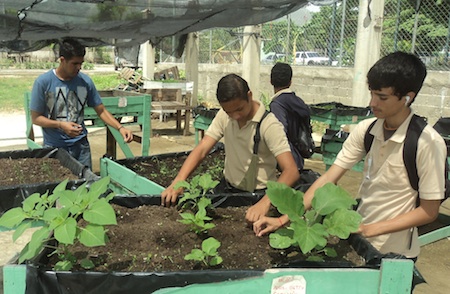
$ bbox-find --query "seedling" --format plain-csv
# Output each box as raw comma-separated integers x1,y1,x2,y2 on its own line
0,177,117,270
175,173,219,210
184,237,223,266
175,174,219,234
178,197,216,234
266,181,362,261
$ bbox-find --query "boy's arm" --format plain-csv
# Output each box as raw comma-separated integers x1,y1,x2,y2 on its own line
161,135,217,207
94,104,133,143
357,199,441,238
245,151,299,223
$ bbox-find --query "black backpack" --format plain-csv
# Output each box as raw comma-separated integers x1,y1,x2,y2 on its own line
363,114,449,203
292,115,315,159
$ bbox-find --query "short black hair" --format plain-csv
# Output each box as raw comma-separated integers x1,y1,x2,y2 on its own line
367,51,427,99
216,74,250,103
59,38,86,60
271,62,292,88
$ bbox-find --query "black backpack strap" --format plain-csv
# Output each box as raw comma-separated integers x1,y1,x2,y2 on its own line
404,115,427,191
253,110,270,155
363,119,377,154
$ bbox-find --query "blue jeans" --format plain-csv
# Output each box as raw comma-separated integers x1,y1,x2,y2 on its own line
45,137,92,169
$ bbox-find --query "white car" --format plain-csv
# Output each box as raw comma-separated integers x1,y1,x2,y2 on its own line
261,52,287,64
294,51,330,66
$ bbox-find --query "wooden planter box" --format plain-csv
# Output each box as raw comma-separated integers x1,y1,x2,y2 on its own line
3,195,415,294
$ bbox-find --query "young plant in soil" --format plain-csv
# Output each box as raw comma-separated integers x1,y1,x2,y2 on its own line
266,181,362,261
184,237,223,266
0,177,116,270
174,173,223,265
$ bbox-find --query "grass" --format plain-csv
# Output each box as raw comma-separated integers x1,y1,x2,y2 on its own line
0,73,123,113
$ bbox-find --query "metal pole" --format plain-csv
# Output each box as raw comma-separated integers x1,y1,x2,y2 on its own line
394,0,401,51
327,2,337,65
411,0,421,53
338,0,347,66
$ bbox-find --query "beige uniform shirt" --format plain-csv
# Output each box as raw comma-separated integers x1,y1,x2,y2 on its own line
334,111,446,258
205,101,291,191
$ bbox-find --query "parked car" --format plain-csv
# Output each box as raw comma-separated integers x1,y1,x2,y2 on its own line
261,52,287,64
294,51,330,66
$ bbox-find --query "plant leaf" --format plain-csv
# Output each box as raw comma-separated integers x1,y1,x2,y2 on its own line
323,247,337,257
54,260,73,271
266,181,304,222
22,193,41,212
0,207,27,229
312,183,357,216
292,221,328,254
79,224,106,247
12,220,33,242
80,258,95,269
210,255,223,266
323,209,362,239
184,249,204,261
18,226,51,263
83,199,117,225
53,179,69,193
54,217,77,245
202,237,221,256
269,227,295,249
86,176,110,199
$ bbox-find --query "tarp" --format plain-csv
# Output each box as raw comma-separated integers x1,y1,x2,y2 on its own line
0,0,337,53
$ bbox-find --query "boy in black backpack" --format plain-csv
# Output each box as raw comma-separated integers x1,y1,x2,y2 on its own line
270,62,313,171
255,52,447,262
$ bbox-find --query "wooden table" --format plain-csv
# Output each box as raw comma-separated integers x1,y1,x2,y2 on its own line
151,101,192,136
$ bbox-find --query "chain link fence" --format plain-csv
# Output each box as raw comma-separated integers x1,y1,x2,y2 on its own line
156,1,450,71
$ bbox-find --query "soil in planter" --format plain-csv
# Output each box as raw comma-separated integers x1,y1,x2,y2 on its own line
0,158,79,186
46,204,365,272
123,149,226,188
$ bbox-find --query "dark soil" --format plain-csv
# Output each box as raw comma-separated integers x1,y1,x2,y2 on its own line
46,203,365,272
122,148,225,187
0,158,78,186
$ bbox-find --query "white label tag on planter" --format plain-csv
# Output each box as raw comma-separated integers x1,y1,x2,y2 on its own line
271,275,306,294
118,97,127,108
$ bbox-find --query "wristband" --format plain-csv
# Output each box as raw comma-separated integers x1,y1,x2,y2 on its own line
118,126,124,131
278,217,283,227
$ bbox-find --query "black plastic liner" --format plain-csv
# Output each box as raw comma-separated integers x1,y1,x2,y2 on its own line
25,194,392,294
309,102,373,117
0,148,99,214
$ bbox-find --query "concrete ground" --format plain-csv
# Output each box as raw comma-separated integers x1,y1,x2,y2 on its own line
0,114,449,293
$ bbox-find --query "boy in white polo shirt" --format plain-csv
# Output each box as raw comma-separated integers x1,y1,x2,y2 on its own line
161,73,300,224
254,52,447,261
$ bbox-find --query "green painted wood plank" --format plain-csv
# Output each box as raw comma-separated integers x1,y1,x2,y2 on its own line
419,225,450,246
379,259,413,294
3,265,26,294
100,157,164,195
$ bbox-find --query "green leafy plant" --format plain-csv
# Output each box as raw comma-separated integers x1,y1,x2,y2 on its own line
175,174,219,234
184,237,223,266
266,181,362,261
175,173,219,211
0,177,117,270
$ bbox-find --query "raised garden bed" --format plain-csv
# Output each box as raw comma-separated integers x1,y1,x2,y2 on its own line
0,147,99,215
4,194,416,294
309,102,373,130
